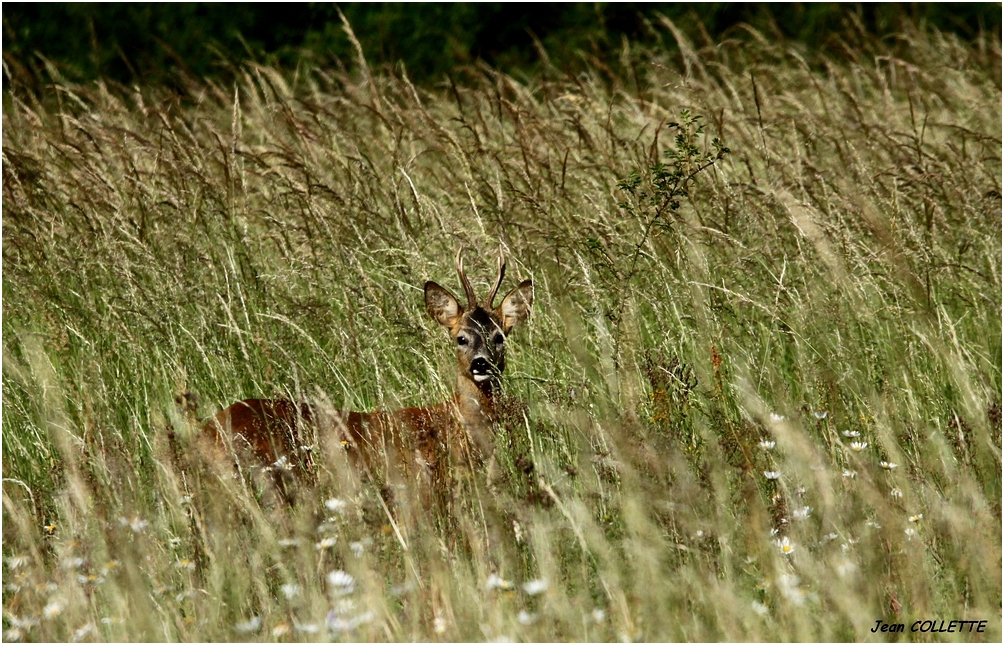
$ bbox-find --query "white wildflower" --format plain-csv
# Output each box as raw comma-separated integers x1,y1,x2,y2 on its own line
908,513,923,523
280,583,301,599
517,610,537,625
522,579,549,595
316,522,338,534
849,442,868,452
775,536,795,555
8,616,39,630
77,574,105,586
332,598,357,614
324,498,347,513
842,469,857,479
763,471,781,480
315,537,337,550
813,411,828,419
770,413,785,423
759,440,776,450
842,430,860,438
792,506,811,521
271,455,293,472
485,573,513,591
234,616,262,633
326,609,374,633
776,574,806,605
43,599,67,619
751,601,769,616
326,614,352,633
326,570,355,595
890,488,903,498
879,461,898,470
433,614,448,634
592,608,607,623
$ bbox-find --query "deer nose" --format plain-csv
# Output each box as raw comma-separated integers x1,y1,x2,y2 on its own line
470,357,492,377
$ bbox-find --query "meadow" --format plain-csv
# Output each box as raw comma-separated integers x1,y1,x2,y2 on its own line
2,16,1001,642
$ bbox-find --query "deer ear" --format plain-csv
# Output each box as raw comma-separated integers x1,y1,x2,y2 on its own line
496,280,533,333
425,281,462,328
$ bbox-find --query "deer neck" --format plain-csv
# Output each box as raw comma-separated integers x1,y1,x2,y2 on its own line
453,374,497,457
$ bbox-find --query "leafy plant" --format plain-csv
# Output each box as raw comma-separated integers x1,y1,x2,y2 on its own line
617,111,730,279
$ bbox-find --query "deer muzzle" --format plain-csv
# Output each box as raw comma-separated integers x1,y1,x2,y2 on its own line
470,356,495,382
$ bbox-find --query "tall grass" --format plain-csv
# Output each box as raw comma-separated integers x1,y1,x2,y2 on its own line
3,17,1001,642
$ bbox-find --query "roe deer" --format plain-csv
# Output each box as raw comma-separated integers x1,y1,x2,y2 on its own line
201,247,533,506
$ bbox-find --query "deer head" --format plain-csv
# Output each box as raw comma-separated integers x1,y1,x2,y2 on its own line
424,247,533,389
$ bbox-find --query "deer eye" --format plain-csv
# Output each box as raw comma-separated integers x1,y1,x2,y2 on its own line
457,336,468,346
493,334,504,345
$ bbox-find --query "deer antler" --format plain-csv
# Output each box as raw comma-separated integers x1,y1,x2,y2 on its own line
455,246,478,310
485,245,506,308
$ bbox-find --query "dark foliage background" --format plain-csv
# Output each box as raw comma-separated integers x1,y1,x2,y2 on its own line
4,2,1001,90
